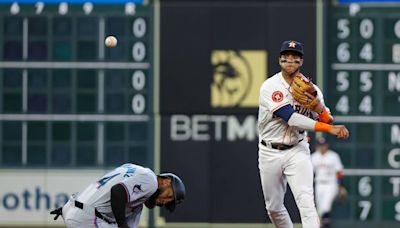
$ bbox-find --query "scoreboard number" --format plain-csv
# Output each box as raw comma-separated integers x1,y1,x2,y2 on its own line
358,201,372,221
358,176,372,197
337,18,350,39
133,17,146,38
125,2,136,15
358,95,372,114
131,94,145,114
327,2,400,225
336,71,350,91
396,201,400,221
10,2,20,14
58,2,68,15
83,2,93,15
337,42,351,62
35,2,44,14
359,42,373,62
359,18,374,39
360,71,373,92
0,1,153,169
8,2,105,15
392,44,400,63
335,95,349,114
132,42,146,61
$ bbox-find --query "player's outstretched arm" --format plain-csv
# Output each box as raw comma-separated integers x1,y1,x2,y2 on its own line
273,104,349,140
312,121,349,139
327,125,349,139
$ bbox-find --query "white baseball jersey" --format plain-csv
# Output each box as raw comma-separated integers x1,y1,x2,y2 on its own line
311,150,344,184
71,163,158,226
258,72,325,144
311,150,344,215
258,71,328,228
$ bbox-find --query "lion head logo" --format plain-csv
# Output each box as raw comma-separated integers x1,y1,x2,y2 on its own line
211,50,253,107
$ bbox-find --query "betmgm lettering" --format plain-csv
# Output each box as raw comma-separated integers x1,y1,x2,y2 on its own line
170,114,257,141
0,187,68,211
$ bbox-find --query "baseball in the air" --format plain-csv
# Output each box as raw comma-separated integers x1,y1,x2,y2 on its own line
105,36,117,48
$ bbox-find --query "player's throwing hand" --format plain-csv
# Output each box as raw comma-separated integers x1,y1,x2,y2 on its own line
329,125,349,139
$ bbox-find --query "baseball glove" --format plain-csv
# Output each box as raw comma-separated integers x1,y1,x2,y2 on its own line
290,73,320,111
336,186,348,203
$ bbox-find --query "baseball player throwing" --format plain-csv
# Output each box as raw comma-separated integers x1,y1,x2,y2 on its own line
311,137,347,228
50,163,186,228
258,40,349,228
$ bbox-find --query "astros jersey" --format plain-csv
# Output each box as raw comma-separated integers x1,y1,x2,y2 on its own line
76,163,158,224
311,150,344,184
258,72,326,145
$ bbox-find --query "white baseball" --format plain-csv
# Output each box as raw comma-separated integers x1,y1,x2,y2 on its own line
105,36,118,48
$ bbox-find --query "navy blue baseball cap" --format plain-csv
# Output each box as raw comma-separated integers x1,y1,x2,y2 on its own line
280,40,304,57
316,137,328,145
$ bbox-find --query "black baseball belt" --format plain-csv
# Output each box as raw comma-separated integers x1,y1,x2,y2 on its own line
261,139,303,150
74,200,114,224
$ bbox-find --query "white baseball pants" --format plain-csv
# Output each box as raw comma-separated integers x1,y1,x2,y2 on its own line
259,140,320,228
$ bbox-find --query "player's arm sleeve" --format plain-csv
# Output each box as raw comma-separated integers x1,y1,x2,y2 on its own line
111,184,129,228
287,112,335,133
273,104,295,122
314,85,334,123
267,85,334,133
274,104,334,133
127,207,142,228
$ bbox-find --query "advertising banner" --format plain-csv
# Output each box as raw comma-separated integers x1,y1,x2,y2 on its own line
160,1,316,223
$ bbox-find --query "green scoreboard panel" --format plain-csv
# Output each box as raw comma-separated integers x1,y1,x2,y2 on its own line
327,1,400,226
0,0,154,168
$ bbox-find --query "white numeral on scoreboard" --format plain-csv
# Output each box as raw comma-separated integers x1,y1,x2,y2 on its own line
337,19,350,39
131,94,145,114
395,20,400,39
35,2,44,14
132,42,146,61
359,18,374,39
358,201,371,221
59,2,68,15
125,2,136,15
133,18,147,38
336,71,349,91
132,71,146,91
359,95,372,114
10,2,20,15
337,42,351,62
395,201,400,221
360,71,373,92
359,176,372,197
83,2,93,15
359,43,373,62
392,44,400,63
336,95,349,114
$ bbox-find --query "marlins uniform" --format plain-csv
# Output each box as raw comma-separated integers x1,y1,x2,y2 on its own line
311,146,344,216
62,163,158,228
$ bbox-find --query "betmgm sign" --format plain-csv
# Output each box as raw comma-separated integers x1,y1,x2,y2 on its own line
170,50,267,142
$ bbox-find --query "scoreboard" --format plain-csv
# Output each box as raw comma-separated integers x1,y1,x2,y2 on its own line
326,1,400,226
0,0,154,168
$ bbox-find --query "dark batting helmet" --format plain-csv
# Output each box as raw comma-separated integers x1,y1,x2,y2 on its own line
158,173,186,212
